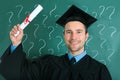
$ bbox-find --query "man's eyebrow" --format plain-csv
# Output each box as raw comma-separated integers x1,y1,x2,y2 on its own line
76,29,83,31
65,29,83,31
65,29,72,31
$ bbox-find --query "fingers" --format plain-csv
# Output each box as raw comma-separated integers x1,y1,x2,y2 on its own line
10,24,18,33
10,24,24,46
16,24,22,31
10,24,23,36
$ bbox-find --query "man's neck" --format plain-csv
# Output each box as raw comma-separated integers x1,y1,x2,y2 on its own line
70,49,84,56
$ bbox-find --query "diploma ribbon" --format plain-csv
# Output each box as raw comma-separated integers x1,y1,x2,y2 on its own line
24,14,30,24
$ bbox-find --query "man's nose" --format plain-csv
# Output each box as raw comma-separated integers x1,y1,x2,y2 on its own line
71,33,77,40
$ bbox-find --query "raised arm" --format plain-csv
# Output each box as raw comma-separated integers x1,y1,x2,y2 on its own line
0,24,26,79
10,24,24,46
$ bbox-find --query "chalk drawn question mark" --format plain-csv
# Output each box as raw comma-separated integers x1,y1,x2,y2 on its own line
55,36,63,52
100,38,107,48
27,42,34,57
42,15,48,26
86,35,93,47
22,34,28,47
110,26,117,38
107,49,115,62
54,15,61,27
106,6,115,20
48,26,55,39
39,39,46,56
92,50,99,58
7,11,14,24
97,24,105,35
99,5,105,17
34,24,40,38
16,5,23,18
49,4,56,16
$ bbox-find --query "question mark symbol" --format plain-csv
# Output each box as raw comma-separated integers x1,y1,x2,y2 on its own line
106,6,115,20
54,15,61,28
92,50,99,58
27,42,34,57
97,24,105,35
7,11,14,24
16,5,23,18
22,34,28,48
48,26,55,39
100,38,107,48
39,39,46,56
107,49,115,62
34,24,40,38
42,15,48,26
99,5,105,17
49,4,56,16
86,35,93,47
55,36,63,52
110,26,117,38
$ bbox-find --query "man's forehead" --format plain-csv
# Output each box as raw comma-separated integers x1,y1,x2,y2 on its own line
64,21,86,29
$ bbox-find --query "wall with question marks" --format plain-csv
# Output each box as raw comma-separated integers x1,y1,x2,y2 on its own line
0,0,120,80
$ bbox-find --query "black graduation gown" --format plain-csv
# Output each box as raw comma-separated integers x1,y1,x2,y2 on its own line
0,44,112,80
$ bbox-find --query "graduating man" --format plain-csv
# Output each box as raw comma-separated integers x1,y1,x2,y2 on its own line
0,5,112,80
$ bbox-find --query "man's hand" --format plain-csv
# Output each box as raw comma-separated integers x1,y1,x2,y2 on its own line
10,24,24,46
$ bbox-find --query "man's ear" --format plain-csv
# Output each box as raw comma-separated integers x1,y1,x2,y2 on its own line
85,32,89,41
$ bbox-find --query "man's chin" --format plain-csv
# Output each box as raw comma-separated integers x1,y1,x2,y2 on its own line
70,48,79,52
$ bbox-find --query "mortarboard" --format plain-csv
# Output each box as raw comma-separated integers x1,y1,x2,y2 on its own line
56,5,97,28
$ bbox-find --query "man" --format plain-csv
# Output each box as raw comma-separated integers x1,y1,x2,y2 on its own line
0,5,112,80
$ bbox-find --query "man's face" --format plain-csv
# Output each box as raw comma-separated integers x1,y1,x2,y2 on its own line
64,21,88,55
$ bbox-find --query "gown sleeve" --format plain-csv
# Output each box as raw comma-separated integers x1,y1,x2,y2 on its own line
0,43,42,80
99,65,112,80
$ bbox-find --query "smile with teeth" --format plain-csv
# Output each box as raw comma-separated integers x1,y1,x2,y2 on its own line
69,41,79,45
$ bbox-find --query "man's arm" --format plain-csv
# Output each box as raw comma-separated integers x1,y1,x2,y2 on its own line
0,24,25,79
10,24,24,53
10,24,24,46
0,24,42,80
100,65,112,80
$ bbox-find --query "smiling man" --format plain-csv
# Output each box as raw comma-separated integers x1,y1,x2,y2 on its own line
64,21,88,56
0,5,112,80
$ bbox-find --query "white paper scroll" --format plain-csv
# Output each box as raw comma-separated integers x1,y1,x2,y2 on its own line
14,4,43,36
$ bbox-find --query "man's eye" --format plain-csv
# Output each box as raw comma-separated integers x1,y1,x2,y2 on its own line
77,31,81,33
67,32,71,33
66,31,71,34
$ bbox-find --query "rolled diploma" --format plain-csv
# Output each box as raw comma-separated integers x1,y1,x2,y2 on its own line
14,5,43,36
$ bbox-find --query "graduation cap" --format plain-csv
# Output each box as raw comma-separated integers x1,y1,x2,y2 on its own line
56,5,97,28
